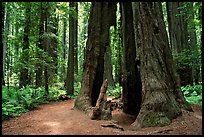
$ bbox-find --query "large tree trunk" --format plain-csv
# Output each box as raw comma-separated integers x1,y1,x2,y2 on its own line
19,3,31,88
121,2,142,115
131,2,192,130
74,2,117,111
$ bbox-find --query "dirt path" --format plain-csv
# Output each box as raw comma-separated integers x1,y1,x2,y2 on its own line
2,99,202,135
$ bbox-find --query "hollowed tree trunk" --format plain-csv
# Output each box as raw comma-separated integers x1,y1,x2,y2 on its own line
74,2,117,111
131,2,192,130
121,2,142,115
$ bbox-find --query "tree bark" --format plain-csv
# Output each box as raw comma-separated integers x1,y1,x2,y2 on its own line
188,2,199,84
44,4,49,96
166,2,182,53
74,2,117,111
35,2,45,88
131,2,192,130
74,2,78,75
66,2,75,95
62,17,67,83
199,3,202,84
103,42,115,87
121,2,142,115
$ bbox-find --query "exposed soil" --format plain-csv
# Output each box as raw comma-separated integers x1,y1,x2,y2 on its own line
2,98,202,135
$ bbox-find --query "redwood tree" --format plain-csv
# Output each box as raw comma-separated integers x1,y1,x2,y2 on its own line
74,2,117,110
66,2,75,95
35,2,45,88
121,2,142,115
130,2,192,130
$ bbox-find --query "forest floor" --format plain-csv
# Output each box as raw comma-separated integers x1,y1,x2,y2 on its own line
2,98,202,135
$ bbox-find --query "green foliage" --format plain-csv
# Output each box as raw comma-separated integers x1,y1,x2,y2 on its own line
106,83,122,98
181,82,202,105
173,49,201,69
2,85,67,121
70,82,81,99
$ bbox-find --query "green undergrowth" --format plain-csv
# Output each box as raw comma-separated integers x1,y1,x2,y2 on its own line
2,82,201,121
2,83,72,121
181,82,202,106
106,83,122,99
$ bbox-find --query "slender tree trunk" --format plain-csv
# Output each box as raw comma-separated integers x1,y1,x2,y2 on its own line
15,26,19,62
44,5,49,96
35,3,45,88
82,2,90,61
166,2,193,86
118,4,123,86
4,3,10,94
19,3,31,88
188,3,198,84
121,2,142,115
52,9,58,76
62,18,67,82
131,2,192,130
66,2,75,95
74,2,78,75
166,2,181,54
47,7,58,83
199,3,202,83
74,2,117,111
2,2,6,86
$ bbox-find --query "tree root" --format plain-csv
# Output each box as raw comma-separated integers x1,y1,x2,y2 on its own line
101,122,124,131
147,129,173,135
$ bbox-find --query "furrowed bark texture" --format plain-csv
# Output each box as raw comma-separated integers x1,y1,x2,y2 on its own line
74,2,117,111
131,2,192,130
121,2,142,115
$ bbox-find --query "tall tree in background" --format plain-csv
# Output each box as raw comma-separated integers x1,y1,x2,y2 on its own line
62,14,67,82
188,2,200,84
35,2,45,88
19,3,31,88
121,2,142,115
74,2,117,110
2,2,6,86
46,3,58,84
131,2,192,130
74,2,78,75
166,2,193,86
66,2,75,95
199,3,202,84
43,3,50,95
